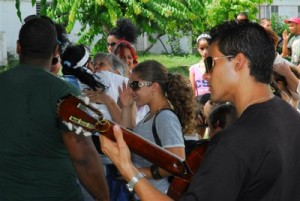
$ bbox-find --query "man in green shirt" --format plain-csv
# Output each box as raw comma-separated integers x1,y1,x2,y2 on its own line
0,16,109,201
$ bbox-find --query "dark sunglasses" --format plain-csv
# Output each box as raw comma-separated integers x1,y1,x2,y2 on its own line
24,14,55,25
204,55,234,73
106,42,117,47
128,80,153,91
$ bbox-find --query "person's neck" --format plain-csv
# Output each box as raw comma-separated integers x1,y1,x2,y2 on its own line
20,57,52,70
235,84,274,116
146,98,171,120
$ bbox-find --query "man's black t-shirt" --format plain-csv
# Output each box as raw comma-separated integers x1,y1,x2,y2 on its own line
181,97,300,201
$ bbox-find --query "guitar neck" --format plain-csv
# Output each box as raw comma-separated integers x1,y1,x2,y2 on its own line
97,120,191,178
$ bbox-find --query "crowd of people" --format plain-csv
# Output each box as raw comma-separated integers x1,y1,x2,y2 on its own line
0,12,300,201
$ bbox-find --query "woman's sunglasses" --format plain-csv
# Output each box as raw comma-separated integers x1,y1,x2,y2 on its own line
204,55,234,73
128,80,153,91
106,42,117,47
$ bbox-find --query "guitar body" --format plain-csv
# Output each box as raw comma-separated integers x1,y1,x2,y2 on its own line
167,140,209,200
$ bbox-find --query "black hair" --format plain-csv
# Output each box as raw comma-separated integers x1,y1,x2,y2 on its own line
209,21,275,84
236,12,249,19
208,103,237,130
108,18,138,44
196,93,211,106
61,45,108,91
19,17,57,60
55,23,69,54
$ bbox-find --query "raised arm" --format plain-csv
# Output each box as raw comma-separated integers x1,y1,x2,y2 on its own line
281,30,291,58
100,125,173,201
63,131,109,201
118,81,136,129
273,59,299,94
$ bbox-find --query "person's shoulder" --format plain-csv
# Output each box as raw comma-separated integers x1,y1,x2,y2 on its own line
189,63,199,70
96,71,127,82
156,109,178,120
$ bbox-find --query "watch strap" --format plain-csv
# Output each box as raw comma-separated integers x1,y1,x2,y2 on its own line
126,172,145,192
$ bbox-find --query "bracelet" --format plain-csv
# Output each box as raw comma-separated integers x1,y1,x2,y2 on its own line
126,172,145,192
150,164,163,180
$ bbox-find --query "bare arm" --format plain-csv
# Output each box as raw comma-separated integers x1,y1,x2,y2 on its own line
281,30,291,57
189,70,196,94
100,125,173,201
273,60,299,93
63,131,109,201
118,81,136,129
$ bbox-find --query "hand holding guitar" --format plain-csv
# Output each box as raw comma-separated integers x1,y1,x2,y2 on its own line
101,124,173,201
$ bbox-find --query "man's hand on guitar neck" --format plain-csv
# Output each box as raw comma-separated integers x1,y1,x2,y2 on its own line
100,125,173,201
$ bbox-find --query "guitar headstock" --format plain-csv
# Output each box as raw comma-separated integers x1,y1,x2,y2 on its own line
57,95,109,136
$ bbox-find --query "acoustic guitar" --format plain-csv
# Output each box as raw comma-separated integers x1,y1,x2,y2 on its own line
57,95,208,200
57,95,192,179
167,140,208,200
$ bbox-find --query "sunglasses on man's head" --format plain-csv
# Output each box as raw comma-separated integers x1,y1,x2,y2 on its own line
204,55,234,73
128,80,153,91
106,42,116,47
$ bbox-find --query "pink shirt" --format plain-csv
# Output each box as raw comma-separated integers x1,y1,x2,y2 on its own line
189,62,209,96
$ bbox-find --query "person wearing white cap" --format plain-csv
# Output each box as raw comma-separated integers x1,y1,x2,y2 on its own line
281,17,300,66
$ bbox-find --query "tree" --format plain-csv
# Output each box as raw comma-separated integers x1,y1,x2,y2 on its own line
16,0,209,53
15,0,273,53
204,0,273,29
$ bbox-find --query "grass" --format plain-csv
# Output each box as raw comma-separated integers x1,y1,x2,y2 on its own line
1,54,200,77
138,54,200,77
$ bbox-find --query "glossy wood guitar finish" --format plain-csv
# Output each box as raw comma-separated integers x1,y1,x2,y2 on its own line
57,95,192,179
167,140,209,200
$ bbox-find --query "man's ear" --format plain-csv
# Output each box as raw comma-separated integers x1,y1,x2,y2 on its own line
16,40,21,54
53,44,59,57
234,53,247,71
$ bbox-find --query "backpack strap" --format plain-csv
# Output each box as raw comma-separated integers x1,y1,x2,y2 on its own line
151,108,178,147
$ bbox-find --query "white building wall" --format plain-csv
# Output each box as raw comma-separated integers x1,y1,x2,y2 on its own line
0,0,36,56
259,0,300,19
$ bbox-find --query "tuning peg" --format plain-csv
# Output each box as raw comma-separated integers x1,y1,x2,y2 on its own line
63,121,73,131
84,96,90,105
83,131,92,137
75,126,83,134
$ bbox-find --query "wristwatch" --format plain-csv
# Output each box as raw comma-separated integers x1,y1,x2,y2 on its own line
126,172,145,192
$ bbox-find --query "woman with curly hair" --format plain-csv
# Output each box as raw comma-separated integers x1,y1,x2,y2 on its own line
107,18,138,53
118,60,196,196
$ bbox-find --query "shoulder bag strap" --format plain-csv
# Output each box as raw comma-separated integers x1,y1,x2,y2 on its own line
152,108,177,147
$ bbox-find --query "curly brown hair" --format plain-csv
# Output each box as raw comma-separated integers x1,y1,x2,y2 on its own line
132,60,196,134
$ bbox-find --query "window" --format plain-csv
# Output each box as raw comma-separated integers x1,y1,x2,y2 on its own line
271,5,278,15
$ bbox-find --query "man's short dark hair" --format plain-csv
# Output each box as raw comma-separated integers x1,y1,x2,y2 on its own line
18,17,57,59
209,21,275,84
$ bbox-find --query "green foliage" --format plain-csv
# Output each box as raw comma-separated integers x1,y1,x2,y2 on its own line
205,0,273,28
14,0,273,53
46,0,207,52
271,13,288,36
